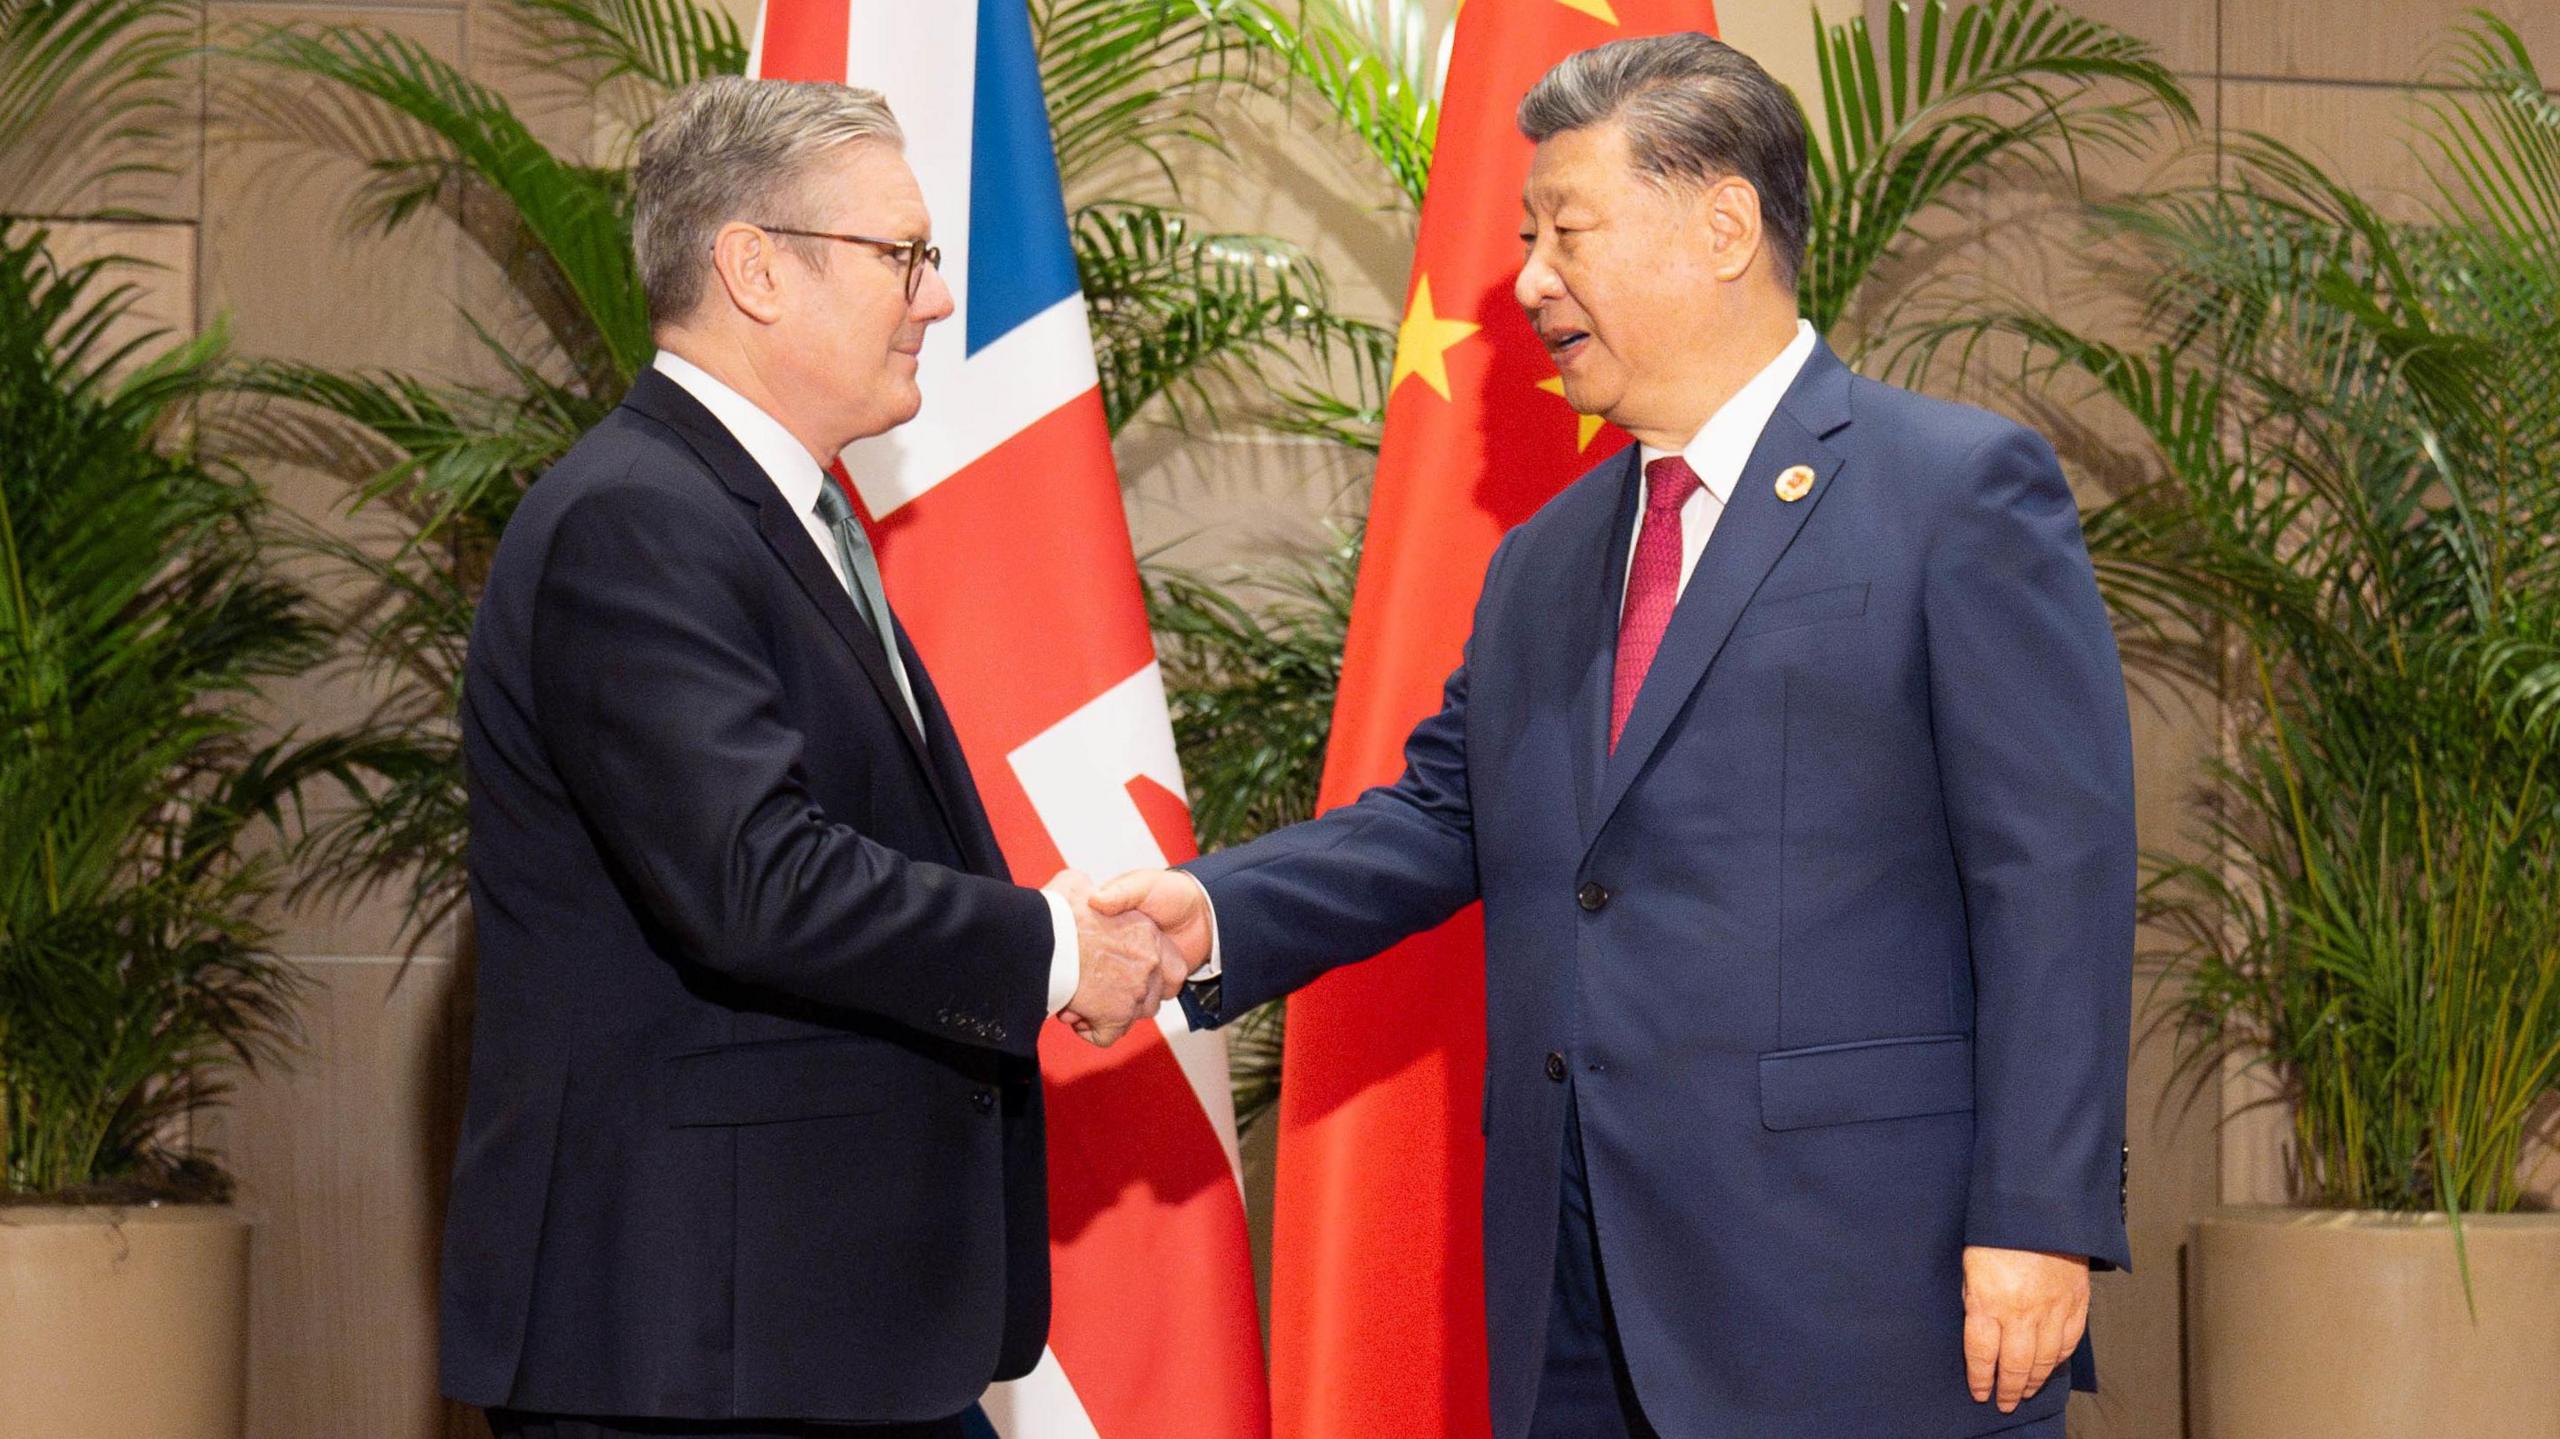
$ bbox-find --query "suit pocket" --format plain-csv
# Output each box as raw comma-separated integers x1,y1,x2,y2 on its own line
1731,581,1869,640
664,1034,894,1127
1757,1031,1972,1131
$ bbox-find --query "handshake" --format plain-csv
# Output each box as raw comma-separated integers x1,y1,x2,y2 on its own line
1044,868,1216,1046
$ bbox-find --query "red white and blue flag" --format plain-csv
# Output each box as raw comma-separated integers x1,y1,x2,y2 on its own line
749,4,1271,1437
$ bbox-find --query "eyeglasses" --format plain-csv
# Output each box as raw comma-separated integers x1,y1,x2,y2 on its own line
755,224,941,302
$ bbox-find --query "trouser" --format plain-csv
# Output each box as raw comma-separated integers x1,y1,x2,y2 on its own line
1525,1092,1662,1439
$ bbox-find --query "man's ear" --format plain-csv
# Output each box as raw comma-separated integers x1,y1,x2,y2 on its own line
1701,175,1766,285
708,221,788,325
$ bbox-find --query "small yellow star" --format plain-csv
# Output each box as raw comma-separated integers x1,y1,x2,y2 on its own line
1537,376,1607,452
1390,275,1482,402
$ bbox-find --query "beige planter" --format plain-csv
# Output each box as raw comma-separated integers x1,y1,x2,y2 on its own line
0,1204,252,1439
2190,1207,2560,1439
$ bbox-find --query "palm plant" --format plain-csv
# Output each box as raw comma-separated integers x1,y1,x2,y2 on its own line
0,0,194,215
1910,13,2560,1215
1804,0,2192,345
0,230,341,1202
1039,0,1406,437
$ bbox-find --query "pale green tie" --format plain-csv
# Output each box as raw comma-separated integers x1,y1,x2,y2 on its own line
810,481,924,735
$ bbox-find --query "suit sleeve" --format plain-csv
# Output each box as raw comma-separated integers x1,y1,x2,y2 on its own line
1924,425,2137,1272
1174,534,1516,1025
526,481,1054,1057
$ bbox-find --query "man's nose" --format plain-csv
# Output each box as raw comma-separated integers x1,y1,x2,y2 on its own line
913,256,956,322
1515,250,1562,312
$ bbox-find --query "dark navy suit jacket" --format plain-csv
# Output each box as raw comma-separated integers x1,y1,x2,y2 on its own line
440,371,1054,1422
1183,341,2135,1438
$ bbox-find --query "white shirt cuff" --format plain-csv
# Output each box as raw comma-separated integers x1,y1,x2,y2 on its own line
1042,889,1080,1017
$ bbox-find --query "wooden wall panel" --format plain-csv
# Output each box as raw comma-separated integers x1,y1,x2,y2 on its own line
200,957,467,1439
2222,0,2560,84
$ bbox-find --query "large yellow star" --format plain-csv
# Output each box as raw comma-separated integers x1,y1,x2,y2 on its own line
1537,377,1607,452
1390,275,1482,402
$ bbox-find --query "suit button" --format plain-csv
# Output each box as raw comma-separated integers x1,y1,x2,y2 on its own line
971,1089,996,1114
1576,882,1610,912
1544,1052,1567,1083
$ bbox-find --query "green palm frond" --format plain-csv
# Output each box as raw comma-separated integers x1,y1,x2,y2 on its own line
206,354,583,947
227,351,594,541
0,0,194,213
2423,16,2560,281
1,228,331,1198
1225,996,1286,1132
1149,522,1359,852
231,22,651,382
1803,0,2194,337
1036,0,1287,194
1243,0,1443,206
1077,200,1389,434
212,2,685,950
507,0,745,96
1261,321,1397,454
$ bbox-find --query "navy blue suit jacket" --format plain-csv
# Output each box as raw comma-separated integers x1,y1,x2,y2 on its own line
440,371,1054,1422
1183,341,2135,1438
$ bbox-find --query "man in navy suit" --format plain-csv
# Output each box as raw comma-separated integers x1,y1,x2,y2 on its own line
1098,33,2134,1439
440,78,1184,1439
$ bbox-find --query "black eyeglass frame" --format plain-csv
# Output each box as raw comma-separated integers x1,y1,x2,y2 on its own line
754,224,941,302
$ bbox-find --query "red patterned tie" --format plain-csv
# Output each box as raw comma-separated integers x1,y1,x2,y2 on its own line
1611,454,1703,751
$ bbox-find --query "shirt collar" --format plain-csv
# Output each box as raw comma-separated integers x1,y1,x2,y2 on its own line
650,348,831,518
1636,318,1821,506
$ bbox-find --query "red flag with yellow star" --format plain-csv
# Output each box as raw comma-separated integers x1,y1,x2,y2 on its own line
1270,2,1718,1435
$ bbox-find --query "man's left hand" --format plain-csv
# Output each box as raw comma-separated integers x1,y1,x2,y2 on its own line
1960,1244,2088,1413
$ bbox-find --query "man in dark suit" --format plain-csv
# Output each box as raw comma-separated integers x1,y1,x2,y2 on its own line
439,77,1184,1439
1097,33,2135,1439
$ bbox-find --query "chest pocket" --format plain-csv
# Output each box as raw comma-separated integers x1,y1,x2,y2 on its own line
1731,581,1868,640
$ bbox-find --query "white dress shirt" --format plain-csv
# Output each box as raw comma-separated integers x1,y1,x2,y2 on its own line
1165,319,1824,1033
1624,318,1820,614
649,351,1084,1018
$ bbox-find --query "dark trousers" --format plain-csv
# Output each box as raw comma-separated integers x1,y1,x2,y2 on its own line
486,1411,970,1439
1526,1093,1661,1439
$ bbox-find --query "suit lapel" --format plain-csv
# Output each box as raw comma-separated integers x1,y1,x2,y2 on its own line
905,630,1015,879
1586,343,1855,848
1571,447,1645,846
619,372,964,837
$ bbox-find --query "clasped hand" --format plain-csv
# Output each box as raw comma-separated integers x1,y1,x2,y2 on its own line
1043,869,1212,1047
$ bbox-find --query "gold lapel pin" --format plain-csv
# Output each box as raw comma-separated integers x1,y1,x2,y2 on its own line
1774,464,1817,503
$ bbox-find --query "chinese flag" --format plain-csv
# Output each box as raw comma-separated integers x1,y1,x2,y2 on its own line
1270,3,1719,1437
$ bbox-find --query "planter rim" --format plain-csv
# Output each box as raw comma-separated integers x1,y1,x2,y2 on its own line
0,1201,250,1229
2201,1204,2560,1231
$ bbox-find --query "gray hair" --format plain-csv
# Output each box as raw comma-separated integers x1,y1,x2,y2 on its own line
632,76,905,326
1517,33,1810,291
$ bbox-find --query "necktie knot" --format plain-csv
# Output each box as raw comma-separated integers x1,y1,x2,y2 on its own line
811,480,857,529
1644,454,1702,513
